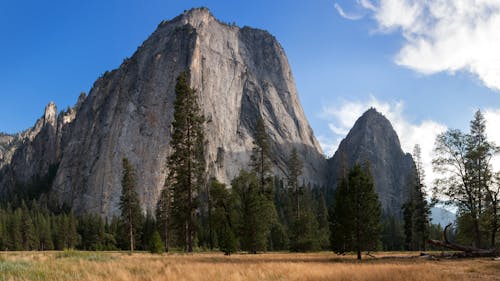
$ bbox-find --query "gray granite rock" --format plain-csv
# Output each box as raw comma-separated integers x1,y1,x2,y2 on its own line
327,108,414,215
3,8,327,217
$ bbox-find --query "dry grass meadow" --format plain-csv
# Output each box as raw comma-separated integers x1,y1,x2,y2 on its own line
0,251,498,281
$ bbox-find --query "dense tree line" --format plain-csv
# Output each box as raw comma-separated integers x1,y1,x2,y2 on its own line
0,71,460,255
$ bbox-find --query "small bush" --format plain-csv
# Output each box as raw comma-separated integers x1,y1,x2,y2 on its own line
149,231,164,254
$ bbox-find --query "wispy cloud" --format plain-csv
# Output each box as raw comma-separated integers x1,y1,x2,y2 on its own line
356,0,500,91
334,3,364,20
319,95,447,189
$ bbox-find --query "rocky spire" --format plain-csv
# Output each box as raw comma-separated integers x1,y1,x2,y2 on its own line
327,108,414,215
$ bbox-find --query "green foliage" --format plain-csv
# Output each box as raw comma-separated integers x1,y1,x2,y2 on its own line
77,214,116,250
149,231,164,254
433,110,499,248
315,193,330,250
232,170,276,254
166,71,206,253
250,117,272,196
155,186,172,252
381,215,405,251
329,164,382,260
119,158,143,252
402,145,431,251
209,180,237,255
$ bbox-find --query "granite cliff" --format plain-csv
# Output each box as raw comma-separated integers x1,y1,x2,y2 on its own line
1,9,414,218
0,8,327,217
327,108,414,215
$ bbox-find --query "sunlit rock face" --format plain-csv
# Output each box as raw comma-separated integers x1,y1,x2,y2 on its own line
0,8,327,217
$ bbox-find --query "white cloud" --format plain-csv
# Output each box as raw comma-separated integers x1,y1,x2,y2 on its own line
320,95,447,189
334,3,364,20
484,108,500,170
358,0,500,91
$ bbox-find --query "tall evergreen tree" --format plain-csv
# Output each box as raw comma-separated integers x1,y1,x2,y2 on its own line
330,177,351,254
20,202,38,250
250,117,272,195
166,71,206,253
288,186,321,252
232,170,276,254
316,192,330,249
156,184,172,252
210,180,237,255
329,164,382,260
467,110,498,247
9,208,23,250
119,157,143,252
402,145,430,250
287,147,303,220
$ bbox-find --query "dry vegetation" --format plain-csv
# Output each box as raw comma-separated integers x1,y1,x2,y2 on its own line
0,251,498,281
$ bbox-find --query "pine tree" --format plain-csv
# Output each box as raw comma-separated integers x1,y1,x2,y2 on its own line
381,215,405,251
142,211,156,251
250,117,272,195
66,212,79,249
329,164,382,260
156,185,172,252
316,192,330,249
232,170,276,254
167,71,206,253
402,145,430,251
149,230,164,254
20,202,38,250
330,177,351,254
287,147,303,220
467,110,497,248
402,199,414,250
119,158,143,252
9,208,23,250
36,213,54,251
210,180,237,255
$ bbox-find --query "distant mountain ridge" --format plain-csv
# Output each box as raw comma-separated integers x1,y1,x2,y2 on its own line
431,207,456,226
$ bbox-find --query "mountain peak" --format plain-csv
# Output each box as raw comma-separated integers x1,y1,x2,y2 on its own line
358,107,388,124
43,102,57,126
0,8,327,217
328,107,414,215
169,7,216,29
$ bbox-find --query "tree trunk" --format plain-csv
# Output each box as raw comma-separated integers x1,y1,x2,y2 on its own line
129,223,134,252
491,211,497,248
427,224,499,257
472,216,482,248
164,215,169,253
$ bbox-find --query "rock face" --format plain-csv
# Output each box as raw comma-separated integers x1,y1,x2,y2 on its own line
0,8,327,217
0,101,80,197
327,108,414,215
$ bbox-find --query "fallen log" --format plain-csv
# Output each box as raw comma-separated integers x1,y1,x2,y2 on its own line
427,224,499,257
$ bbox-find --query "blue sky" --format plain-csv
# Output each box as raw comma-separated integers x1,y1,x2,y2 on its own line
2,0,500,186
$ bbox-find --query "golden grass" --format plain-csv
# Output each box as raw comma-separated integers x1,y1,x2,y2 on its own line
0,251,498,281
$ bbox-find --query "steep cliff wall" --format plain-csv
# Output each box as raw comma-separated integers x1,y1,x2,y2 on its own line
327,108,414,215
41,8,327,216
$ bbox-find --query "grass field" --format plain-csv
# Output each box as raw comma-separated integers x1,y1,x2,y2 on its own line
0,251,498,281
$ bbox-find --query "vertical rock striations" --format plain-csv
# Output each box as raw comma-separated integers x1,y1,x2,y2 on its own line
327,108,414,215
0,8,326,217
